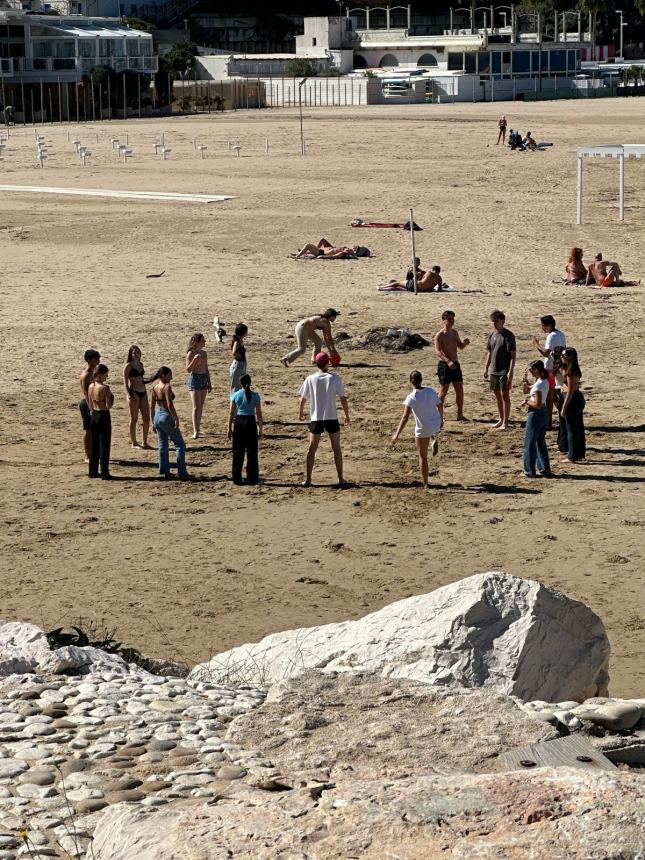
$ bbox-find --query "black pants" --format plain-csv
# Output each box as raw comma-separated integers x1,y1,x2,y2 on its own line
232,416,259,485
89,411,112,477
557,390,585,461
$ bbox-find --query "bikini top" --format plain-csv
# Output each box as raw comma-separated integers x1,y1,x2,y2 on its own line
233,341,246,361
153,385,175,403
129,366,144,378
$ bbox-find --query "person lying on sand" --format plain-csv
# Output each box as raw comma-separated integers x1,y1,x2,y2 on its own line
379,265,445,293
292,238,357,260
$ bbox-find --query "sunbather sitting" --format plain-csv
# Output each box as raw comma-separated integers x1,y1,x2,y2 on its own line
565,247,587,284
293,238,357,259
379,265,446,293
586,253,623,287
523,131,538,151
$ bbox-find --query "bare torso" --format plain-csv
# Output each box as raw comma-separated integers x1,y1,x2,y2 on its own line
435,328,461,363
88,382,112,411
80,369,92,403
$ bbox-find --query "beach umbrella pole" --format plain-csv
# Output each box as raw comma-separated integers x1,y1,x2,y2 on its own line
410,207,418,294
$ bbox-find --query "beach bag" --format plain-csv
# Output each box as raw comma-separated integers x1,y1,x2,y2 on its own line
354,246,372,258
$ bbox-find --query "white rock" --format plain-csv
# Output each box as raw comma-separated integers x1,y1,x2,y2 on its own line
190,572,610,703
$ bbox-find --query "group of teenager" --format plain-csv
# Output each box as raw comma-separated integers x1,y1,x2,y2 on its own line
78,305,586,489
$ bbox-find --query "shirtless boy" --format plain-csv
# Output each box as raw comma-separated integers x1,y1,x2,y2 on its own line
434,311,470,421
281,309,340,367
585,253,622,287
79,348,101,462
379,264,444,293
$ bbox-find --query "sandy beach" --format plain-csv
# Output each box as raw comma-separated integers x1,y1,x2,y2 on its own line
1,99,644,695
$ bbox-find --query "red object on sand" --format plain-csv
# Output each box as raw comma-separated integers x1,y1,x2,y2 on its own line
329,353,342,366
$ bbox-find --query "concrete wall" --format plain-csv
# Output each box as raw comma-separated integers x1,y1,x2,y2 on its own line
296,16,345,52
196,55,230,79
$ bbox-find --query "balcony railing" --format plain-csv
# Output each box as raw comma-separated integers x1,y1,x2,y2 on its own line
0,55,158,76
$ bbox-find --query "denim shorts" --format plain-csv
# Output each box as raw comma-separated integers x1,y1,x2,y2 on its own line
187,372,209,391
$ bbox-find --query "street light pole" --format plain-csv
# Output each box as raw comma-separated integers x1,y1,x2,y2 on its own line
616,10,624,60
298,77,305,155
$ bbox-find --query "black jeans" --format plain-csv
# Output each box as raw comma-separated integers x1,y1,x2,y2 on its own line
558,390,585,461
89,411,112,477
232,416,259,484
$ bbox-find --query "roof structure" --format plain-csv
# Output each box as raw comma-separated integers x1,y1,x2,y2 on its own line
576,144,645,224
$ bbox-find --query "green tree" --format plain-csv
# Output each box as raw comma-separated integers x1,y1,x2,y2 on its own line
286,57,316,77
161,40,199,74
121,16,156,32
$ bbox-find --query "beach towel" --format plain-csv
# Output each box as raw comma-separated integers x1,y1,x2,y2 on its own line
351,218,423,231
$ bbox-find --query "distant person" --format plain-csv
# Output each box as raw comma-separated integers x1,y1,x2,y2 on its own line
230,323,248,392
558,347,586,464
150,366,190,480
509,130,523,150
185,332,211,439
434,310,470,421
484,310,516,430
586,252,622,287
523,131,537,151
293,238,359,259
79,348,101,463
88,363,114,480
392,370,444,489
281,309,340,368
123,344,151,449
521,360,551,478
298,352,350,488
565,247,587,284
532,315,566,429
378,265,444,293
228,373,263,486
496,115,508,145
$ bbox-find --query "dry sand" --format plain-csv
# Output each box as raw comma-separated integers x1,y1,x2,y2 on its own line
1,100,644,695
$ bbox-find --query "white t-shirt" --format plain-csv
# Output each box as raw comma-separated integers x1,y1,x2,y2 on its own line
299,371,345,421
544,329,566,370
530,377,549,407
403,387,442,437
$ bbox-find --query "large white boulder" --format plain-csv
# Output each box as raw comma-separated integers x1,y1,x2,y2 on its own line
190,573,610,702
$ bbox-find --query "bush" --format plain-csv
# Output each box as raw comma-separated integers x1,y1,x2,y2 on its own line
286,58,316,77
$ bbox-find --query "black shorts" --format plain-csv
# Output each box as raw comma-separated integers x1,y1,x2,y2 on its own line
79,399,91,431
309,419,341,435
437,360,463,385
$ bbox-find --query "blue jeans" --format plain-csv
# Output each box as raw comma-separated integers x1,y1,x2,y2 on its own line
229,359,247,392
523,407,550,476
154,409,188,476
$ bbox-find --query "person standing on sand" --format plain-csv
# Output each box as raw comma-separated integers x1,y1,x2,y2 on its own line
123,345,151,449
230,323,249,392
228,373,263,486
186,333,211,439
485,310,516,430
532,315,566,430
496,115,507,145
520,360,552,478
434,310,470,421
298,352,350,488
79,349,100,463
558,347,586,464
88,364,114,480
150,366,190,480
392,370,444,489
281,309,340,368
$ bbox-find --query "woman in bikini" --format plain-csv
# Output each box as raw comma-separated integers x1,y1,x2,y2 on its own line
558,348,586,464
88,364,114,480
123,345,151,448
185,333,211,439
565,247,587,284
150,366,190,480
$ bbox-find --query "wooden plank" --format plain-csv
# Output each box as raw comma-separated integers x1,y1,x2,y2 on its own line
501,735,616,773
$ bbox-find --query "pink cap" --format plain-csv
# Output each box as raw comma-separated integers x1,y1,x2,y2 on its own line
314,352,330,367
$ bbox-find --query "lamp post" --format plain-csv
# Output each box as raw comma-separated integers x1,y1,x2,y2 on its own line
298,77,306,155
616,10,625,60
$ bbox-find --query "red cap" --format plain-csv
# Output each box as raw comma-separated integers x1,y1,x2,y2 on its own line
314,352,330,368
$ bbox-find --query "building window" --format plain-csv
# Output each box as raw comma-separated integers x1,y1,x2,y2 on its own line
417,52,438,67
477,52,490,73
465,53,476,73
492,51,501,73
531,51,539,74
447,51,463,71
550,49,566,72
567,49,577,72
312,37,317,46
353,54,368,69
512,51,530,74
379,53,399,67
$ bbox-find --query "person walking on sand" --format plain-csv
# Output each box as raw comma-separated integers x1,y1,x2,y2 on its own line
392,370,444,489
228,373,263,486
496,115,507,145
79,348,101,463
532,315,566,430
434,310,470,421
520,360,552,478
88,363,114,480
485,310,516,430
150,366,190,480
281,309,340,368
230,323,248,392
298,352,350,488
123,345,152,449
186,333,211,439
